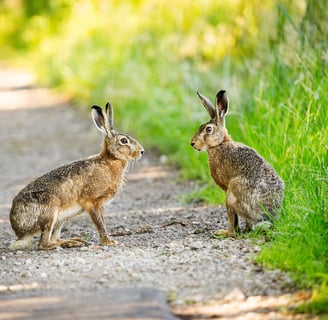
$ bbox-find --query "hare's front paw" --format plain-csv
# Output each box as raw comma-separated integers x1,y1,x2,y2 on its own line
100,238,118,246
213,229,235,238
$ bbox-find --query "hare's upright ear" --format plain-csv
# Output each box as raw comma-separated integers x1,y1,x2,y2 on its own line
105,102,114,132
215,90,228,124
91,105,112,137
197,91,216,121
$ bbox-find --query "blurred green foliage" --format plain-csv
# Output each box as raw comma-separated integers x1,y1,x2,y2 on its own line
0,0,327,314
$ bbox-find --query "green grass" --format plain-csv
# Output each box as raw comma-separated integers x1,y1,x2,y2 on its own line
1,0,327,315
247,45,328,313
255,55,328,315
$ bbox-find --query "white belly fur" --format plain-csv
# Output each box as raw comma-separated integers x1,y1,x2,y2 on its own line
59,205,84,222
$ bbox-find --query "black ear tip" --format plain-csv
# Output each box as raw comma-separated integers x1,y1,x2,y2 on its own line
216,90,226,98
105,102,113,113
216,90,228,104
196,91,204,100
91,105,102,111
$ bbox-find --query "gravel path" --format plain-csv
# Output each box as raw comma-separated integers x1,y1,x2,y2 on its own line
0,68,311,319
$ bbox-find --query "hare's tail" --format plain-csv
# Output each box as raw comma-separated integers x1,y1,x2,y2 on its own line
10,234,38,251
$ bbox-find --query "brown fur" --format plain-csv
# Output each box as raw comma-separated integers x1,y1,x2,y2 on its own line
191,90,284,236
10,103,144,250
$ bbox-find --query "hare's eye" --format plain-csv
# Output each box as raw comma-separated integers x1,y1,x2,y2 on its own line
120,137,129,145
205,126,213,134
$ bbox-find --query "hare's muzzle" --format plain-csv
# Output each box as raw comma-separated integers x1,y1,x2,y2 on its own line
190,137,199,150
190,141,199,151
135,148,144,160
190,138,204,152
129,139,144,160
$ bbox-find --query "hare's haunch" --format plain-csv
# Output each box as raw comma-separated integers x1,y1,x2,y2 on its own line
191,90,284,237
10,103,144,250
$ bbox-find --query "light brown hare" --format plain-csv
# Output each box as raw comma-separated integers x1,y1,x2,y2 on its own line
10,103,144,250
191,90,284,237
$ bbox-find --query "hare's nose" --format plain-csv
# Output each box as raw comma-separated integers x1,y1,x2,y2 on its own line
141,150,145,155
191,142,195,147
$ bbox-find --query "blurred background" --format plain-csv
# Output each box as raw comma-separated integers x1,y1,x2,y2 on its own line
0,0,327,314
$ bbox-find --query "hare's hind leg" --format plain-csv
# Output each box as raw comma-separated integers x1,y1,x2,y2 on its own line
226,183,261,235
51,219,88,249
51,220,63,243
38,207,61,250
39,209,86,249
38,206,84,250
59,238,88,248
244,219,253,233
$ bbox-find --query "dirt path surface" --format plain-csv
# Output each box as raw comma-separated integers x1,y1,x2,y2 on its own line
0,68,314,319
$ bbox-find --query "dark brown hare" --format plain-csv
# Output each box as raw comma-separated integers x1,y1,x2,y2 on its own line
191,90,284,237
